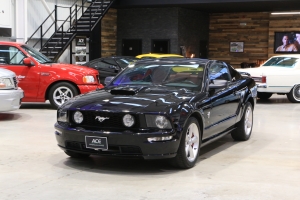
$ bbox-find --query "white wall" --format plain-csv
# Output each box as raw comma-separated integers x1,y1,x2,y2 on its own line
1,0,88,63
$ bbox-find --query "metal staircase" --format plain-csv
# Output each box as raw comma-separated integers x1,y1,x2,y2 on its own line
26,0,115,62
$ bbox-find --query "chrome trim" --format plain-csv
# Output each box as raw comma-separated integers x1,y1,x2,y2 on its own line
257,83,267,88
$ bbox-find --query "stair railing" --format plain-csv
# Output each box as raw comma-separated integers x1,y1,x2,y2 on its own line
25,0,91,50
89,0,115,31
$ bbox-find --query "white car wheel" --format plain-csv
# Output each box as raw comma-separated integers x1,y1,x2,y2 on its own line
287,84,300,103
49,82,78,109
171,117,201,169
231,102,253,141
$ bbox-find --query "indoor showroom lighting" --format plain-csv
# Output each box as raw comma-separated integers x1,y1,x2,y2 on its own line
271,12,300,15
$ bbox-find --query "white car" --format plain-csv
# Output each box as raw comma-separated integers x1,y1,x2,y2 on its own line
0,68,24,112
236,54,300,103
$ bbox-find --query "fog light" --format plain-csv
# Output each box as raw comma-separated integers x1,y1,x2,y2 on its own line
155,116,171,129
123,114,135,127
147,136,173,142
73,111,83,124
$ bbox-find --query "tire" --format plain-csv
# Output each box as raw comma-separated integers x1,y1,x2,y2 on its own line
64,151,90,159
231,102,253,141
257,92,272,100
171,117,201,169
48,82,78,109
287,84,300,103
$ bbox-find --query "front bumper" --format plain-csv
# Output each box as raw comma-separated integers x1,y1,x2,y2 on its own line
54,122,180,159
257,83,267,88
0,87,24,112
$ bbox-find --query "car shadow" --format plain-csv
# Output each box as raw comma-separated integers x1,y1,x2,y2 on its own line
20,102,55,110
257,95,290,104
0,113,23,121
57,135,237,174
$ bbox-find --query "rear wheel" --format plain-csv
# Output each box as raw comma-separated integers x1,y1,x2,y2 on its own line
171,117,201,169
231,102,253,141
64,151,90,159
257,92,272,100
48,82,78,109
287,84,300,103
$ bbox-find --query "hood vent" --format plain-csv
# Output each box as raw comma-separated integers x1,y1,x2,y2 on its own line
110,86,146,95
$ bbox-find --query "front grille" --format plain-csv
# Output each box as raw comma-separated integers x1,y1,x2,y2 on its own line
13,77,18,88
70,111,140,129
65,141,142,155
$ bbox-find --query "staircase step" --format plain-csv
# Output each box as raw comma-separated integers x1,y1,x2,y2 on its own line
82,12,103,16
77,19,96,23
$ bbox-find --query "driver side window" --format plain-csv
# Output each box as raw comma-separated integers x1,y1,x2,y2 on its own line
209,63,231,82
0,46,26,65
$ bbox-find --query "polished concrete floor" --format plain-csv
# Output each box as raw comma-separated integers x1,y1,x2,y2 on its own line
0,95,300,200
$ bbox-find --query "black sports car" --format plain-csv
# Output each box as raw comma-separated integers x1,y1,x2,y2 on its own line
82,56,136,84
55,58,257,169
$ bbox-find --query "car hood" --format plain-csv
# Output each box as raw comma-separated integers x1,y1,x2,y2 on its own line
48,63,98,75
236,66,294,76
61,85,196,113
0,68,16,77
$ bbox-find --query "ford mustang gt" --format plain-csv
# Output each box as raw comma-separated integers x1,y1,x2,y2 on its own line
54,58,257,169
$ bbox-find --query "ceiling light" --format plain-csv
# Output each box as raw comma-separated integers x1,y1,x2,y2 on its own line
271,12,300,15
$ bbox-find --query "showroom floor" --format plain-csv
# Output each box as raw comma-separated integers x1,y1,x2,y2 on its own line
0,95,299,200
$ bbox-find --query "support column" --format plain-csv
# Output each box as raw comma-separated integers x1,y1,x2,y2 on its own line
15,0,27,43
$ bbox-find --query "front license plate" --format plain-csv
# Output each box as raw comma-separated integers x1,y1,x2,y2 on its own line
85,136,108,150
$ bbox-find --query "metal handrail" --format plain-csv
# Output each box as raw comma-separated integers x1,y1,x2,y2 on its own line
26,0,90,47
26,0,114,61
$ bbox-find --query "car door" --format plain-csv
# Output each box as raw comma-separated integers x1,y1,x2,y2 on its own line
0,45,40,101
204,61,240,138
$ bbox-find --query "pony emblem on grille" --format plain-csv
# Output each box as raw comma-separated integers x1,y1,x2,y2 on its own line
95,116,109,122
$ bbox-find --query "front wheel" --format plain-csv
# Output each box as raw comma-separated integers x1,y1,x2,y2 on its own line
287,84,300,103
48,82,78,109
171,117,201,169
231,102,253,141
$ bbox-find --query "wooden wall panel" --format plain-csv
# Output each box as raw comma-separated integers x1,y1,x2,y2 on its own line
268,14,300,57
101,9,117,57
209,12,269,68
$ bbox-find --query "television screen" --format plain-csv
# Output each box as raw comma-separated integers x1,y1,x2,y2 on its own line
274,32,300,53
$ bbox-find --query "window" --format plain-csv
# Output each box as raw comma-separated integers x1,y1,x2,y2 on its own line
262,57,299,68
0,45,26,65
209,62,231,81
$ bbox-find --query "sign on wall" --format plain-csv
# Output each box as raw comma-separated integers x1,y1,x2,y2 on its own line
0,0,11,28
75,36,87,65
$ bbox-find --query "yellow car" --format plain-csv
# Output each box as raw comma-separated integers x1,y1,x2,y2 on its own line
136,53,184,59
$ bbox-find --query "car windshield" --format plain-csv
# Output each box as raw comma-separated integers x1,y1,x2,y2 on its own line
116,58,136,68
110,61,205,91
262,57,300,68
21,45,53,64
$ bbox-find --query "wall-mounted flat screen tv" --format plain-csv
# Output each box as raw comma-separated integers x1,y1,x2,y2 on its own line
274,32,300,53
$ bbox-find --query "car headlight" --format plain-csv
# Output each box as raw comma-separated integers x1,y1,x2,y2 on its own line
73,111,84,124
123,114,135,127
145,115,172,129
0,78,14,89
83,75,95,83
57,110,68,122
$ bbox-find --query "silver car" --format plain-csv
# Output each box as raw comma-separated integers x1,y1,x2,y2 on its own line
0,68,24,112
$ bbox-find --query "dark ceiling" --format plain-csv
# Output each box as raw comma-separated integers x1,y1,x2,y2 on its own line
112,0,300,13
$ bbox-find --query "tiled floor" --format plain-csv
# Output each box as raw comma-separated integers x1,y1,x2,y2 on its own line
0,95,299,200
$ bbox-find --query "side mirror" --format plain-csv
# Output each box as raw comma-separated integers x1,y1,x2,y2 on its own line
209,79,228,89
23,58,33,66
104,76,115,85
